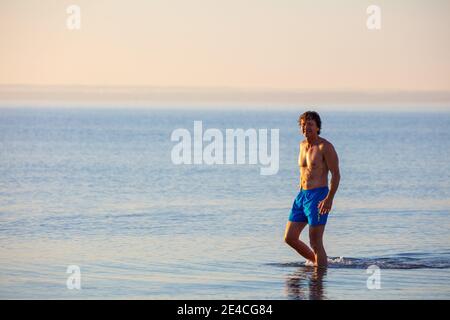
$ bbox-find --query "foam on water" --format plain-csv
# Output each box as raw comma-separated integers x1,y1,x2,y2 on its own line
270,252,450,270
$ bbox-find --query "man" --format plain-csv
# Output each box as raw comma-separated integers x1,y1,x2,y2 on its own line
284,111,340,268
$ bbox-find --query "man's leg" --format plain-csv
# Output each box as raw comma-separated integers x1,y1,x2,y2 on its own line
309,225,327,267
284,221,316,262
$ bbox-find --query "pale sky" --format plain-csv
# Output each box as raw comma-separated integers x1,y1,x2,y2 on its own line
0,0,449,105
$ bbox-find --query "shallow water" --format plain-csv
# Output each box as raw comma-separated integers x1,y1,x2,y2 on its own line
0,107,449,299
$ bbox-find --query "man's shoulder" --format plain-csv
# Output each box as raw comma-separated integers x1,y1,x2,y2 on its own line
300,138,334,148
319,137,334,150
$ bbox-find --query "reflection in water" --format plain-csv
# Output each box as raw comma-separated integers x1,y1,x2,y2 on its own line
285,267,327,300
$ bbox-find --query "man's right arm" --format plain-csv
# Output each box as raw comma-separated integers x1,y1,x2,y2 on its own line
297,142,303,189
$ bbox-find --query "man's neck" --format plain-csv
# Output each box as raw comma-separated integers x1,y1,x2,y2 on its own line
306,136,320,145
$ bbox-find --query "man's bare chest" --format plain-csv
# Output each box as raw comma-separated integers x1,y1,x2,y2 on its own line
298,146,325,169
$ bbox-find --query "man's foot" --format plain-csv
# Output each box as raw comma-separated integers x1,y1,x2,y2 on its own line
304,259,315,267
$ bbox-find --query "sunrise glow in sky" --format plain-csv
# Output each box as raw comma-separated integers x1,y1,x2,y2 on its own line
1,0,449,108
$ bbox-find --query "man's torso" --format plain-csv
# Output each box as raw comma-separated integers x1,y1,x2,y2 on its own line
298,137,329,190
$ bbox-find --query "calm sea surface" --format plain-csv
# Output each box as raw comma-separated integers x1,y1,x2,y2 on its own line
0,107,449,299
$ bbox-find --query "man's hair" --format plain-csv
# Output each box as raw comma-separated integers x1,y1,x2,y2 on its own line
298,111,322,135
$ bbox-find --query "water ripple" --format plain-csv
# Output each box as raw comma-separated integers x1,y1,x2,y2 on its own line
268,252,450,270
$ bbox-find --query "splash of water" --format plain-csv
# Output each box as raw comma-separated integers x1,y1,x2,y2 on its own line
270,252,450,270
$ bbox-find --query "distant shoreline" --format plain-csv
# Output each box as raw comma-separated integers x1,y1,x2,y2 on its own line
0,85,449,111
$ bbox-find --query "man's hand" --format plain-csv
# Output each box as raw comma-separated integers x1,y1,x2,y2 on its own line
318,197,333,214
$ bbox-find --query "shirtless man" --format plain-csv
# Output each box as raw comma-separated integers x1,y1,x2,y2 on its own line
284,111,340,268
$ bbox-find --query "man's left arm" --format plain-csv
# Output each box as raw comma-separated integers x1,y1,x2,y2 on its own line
318,143,341,214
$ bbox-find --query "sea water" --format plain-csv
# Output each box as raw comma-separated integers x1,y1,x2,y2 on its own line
0,107,449,299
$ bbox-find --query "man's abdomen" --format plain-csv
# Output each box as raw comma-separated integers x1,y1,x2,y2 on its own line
300,166,328,190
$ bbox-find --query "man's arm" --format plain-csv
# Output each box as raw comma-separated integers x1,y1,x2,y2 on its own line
318,142,340,214
297,141,304,189
324,142,340,200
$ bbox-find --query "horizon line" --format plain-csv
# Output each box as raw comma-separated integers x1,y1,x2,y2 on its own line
0,84,449,111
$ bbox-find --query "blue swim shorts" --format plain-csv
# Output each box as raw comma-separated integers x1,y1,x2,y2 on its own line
288,186,329,226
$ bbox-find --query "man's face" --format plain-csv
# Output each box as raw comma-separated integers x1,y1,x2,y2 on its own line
300,119,319,138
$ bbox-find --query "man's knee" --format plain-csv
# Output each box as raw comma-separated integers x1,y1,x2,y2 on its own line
309,238,323,252
284,235,296,247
